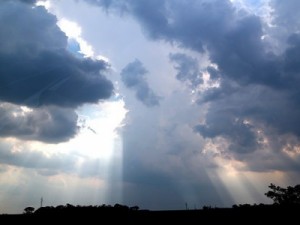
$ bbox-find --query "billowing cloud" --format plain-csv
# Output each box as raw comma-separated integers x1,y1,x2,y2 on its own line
0,1,113,108
14,0,37,4
121,59,160,107
0,1,114,143
0,103,78,143
83,0,300,172
169,53,203,89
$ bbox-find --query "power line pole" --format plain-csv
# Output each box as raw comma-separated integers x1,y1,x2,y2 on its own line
40,197,43,208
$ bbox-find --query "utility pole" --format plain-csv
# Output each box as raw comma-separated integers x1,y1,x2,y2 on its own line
40,197,43,208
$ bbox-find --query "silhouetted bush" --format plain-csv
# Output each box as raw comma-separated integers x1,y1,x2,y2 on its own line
265,183,300,205
23,207,35,214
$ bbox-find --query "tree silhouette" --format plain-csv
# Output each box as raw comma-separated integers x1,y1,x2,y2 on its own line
24,206,35,214
265,183,300,204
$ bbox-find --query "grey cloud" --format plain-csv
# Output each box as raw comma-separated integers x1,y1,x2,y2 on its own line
0,1,113,108
121,59,160,107
121,144,230,209
85,0,234,51
169,53,203,88
198,35,300,151
121,59,147,87
0,103,78,143
117,89,235,208
270,0,300,34
19,0,37,4
85,0,279,86
86,0,277,85
206,66,221,80
195,111,259,154
0,141,77,175
196,83,300,156
85,0,300,171
6,0,37,4
0,165,8,174
284,34,300,79
98,1,300,154
227,129,300,173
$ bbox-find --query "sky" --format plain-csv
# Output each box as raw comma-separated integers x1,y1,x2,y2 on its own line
1,0,300,214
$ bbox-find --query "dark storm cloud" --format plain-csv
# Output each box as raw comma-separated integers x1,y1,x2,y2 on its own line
20,0,36,4
169,53,203,88
85,0,276,87
84,0,234,52
206,66,221,80
195,114,259,154
6,0,38,4
0,103,78,143
121,59,160,107
0,1,115,143
196,82,300,154
0,1,113,108
85,0,300,166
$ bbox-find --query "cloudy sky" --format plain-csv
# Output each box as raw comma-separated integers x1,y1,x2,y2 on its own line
1,0,300,213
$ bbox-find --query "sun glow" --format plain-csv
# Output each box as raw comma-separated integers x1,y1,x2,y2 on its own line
57,18,109,62
75,99,127,159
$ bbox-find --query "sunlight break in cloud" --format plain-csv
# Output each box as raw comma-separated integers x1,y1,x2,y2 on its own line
58,18,108,61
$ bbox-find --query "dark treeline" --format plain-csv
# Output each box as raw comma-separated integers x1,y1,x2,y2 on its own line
3,203,300,224
1,183,300,223
29,203,140,215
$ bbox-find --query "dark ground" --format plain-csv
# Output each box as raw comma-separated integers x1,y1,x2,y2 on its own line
0,205,300,225
1,204,299,224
